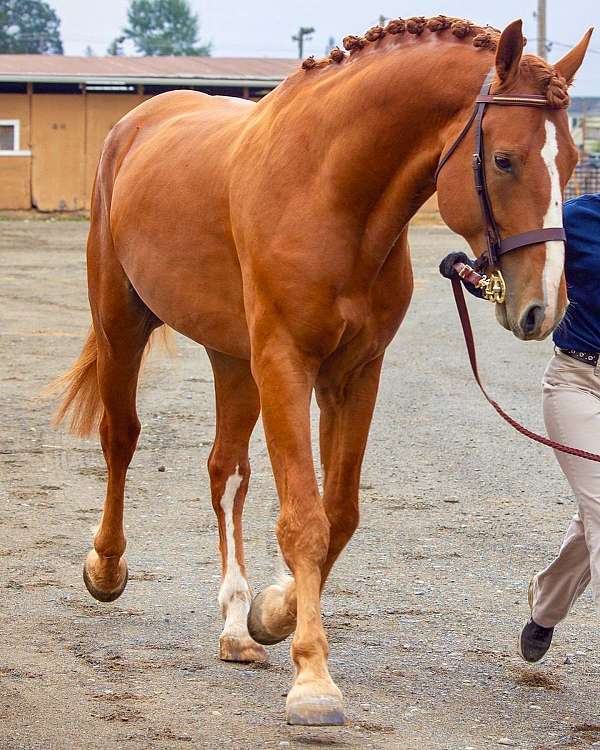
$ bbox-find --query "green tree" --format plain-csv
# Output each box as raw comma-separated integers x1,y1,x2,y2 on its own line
123,0,211,56
0,0,63,54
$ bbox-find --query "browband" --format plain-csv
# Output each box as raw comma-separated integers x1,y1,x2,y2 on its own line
475,94,550,106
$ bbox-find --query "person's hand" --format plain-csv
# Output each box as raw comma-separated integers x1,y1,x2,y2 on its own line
438,251,472,278
438,252,484,298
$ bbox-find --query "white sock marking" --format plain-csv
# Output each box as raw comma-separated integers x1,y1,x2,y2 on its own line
218,469,252,639
540,119,564,321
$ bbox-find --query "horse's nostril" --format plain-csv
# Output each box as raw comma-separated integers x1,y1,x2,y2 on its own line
521,304,545,336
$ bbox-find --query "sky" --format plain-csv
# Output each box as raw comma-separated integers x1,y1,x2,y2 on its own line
50,0,600,95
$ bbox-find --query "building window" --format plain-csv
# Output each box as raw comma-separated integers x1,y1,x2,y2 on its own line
0,119,31,156
0,121,17,150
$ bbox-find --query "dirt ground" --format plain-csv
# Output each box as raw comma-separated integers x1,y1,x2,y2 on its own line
1,218,598,750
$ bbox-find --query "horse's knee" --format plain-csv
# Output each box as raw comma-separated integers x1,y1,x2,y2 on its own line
277,503,330,570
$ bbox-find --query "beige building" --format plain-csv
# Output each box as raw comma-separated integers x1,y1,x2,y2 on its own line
0,55,297,211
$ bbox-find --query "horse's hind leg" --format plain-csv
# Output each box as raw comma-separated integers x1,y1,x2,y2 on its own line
83,247,158,601
206,349,267,662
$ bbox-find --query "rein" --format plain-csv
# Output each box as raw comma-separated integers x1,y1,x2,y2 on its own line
451,273,600,463
438,70,600,464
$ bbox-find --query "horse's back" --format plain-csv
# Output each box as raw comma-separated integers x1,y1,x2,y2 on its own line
117,88,253,137
97,89,253,191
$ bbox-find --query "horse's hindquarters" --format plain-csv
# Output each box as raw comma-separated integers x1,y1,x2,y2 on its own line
104,92,254,358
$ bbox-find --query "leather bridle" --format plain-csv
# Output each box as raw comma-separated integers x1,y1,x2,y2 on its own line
435,69,567,299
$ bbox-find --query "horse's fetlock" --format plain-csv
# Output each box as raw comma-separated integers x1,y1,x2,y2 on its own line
94,531,126,560
292,631,329,665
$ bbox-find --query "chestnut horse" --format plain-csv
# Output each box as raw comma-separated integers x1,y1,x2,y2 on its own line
52,17,591,725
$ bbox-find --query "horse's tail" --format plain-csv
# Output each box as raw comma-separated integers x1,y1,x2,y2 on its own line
47,325,175,438
48,327,102,437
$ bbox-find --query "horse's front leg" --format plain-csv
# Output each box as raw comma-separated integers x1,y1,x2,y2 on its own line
317,354,384,581
250,337,344,726
248,355,383,641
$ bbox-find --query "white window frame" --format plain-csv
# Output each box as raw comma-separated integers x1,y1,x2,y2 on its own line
0,119,31,156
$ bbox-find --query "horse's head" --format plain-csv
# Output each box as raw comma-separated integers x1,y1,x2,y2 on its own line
437,20,592,340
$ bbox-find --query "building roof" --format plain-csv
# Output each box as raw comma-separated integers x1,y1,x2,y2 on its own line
0,55,299,88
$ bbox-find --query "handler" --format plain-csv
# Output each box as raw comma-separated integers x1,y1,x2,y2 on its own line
441,192,600,662
519,192,600,662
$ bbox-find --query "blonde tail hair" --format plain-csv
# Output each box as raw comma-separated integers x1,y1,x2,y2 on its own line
47,325,175,438
47,328,102,437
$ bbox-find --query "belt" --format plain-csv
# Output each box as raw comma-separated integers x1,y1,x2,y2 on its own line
559,348,600,367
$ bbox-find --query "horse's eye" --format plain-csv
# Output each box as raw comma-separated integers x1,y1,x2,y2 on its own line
494,155,512,173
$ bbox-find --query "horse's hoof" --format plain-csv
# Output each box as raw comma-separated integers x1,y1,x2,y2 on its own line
286,695,346,726
247,587,295,646
83,552,128,602
219,634,268,663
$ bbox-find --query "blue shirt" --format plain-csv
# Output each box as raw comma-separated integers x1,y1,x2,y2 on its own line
553,193,600,352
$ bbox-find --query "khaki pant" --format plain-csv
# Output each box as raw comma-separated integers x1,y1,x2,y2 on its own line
531,349,600,628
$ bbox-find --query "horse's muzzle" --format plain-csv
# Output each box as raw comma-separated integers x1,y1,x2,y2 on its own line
519,304,546,339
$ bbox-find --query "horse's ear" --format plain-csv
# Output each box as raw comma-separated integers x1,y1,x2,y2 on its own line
495,19,524,86
554,28,594,85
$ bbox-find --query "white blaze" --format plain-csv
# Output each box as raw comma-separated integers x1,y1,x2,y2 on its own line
218,469,251,638
540,119,564,320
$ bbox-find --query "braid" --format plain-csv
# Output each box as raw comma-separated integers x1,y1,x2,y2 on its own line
300,15,503,73
546,71,570,108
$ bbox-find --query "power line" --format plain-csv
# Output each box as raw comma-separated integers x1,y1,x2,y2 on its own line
529,38,600,55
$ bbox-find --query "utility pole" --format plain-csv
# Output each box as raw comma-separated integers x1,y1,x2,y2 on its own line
292,26,315,59
536,0,547,59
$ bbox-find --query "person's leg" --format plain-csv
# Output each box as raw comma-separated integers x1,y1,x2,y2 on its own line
531,512,590,627
532,352,600,626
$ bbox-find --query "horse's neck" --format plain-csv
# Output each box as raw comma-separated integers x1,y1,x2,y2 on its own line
269,44,491,235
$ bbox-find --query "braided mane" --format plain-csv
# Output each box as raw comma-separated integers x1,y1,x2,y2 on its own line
300,15,569,108
521,56,570,108
301,15,501,71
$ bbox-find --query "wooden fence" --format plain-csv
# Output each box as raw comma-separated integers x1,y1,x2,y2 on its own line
565,163,600,200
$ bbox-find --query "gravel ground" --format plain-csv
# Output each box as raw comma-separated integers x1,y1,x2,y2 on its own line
1,219,598,750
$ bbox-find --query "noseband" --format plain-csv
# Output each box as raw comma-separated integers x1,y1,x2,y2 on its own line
435,69,566,303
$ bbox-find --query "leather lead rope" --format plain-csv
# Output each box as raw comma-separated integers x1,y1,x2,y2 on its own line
451,275,600,463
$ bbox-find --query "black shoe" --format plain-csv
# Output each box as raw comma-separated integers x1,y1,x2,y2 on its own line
518,618,554,663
